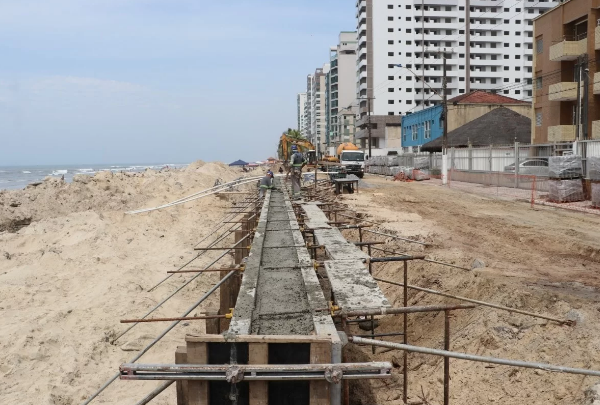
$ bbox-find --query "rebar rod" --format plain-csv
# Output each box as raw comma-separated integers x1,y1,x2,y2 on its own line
349,337,600,378
120,314,226,323
112,235,249,344
81,270,237,405
373,277,571,325
364,229,432,246
370,245,471,272
337,304,475,317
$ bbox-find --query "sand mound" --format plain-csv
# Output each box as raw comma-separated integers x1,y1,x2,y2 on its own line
0,162,252,404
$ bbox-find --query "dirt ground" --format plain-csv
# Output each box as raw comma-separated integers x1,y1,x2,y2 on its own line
341,175,600,405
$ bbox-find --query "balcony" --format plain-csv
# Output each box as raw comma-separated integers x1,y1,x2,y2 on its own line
358,11,366,23
594,72,600,95
549,37,587,61
596,26,600,50
359,82,368,92
358,46,367,57
548,82,578,101
357,58,367,69
358,69,367,80
548,125,576,142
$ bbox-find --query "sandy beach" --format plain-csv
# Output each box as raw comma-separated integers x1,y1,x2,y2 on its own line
0,161,247,404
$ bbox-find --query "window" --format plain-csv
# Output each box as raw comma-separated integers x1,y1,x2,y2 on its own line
535,111,542,126
412,125,418,141
406,29,412,33
515,78,520,82
491,78,497,84
406,76,412,81
460,77,465,81
388,112,394,115
406,88,413,92
536,77,542,90
388,16,393,21
388,40,393,44
504,78,509,82
504,43,509,47
388,64,395,68
515,66,521,71
536,38,543,53
516,8,521,12
515,90,521,95
424,121,431,139
504,19,509,24
388,76,394,80
515,43,521,47
459,65,465,70
388,100,395,104
406,17,411,21
388,52,394,56
388,88,394,92
388,4,393,8
515,20,520,24
459,18,465,23
504,31,509,35
459,89,465,94
504,55,509,59
406,100,412,104
504,66,509,70
459,6,464,10
388,28,393,32
406,52,412,57
504,7,509,11
516,31,521,36
406,4,411,8
407,41,412,45
504,90,509,94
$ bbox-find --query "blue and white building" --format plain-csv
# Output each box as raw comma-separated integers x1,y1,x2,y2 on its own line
401,105,443,152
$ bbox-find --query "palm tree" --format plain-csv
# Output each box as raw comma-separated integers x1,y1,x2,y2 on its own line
284,128,305,140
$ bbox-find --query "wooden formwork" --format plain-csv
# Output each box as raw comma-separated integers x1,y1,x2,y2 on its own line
176,334,332,405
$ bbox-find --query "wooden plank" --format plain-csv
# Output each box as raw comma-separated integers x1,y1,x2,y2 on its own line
205,308,220,335
186,334,332,344
176,346,188,405
186,342,208,405
249,343,268,405
310,342,331,405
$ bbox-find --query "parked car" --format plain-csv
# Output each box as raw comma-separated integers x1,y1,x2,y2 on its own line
504,159,549,176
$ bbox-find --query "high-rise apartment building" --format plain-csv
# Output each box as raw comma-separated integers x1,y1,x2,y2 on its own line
326,32,358,150
355,0,558,150
297,92,307,135
304,75,313,140
532,0,600,143
308,64,330,156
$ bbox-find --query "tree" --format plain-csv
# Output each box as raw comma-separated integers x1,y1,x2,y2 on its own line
284,128,305,140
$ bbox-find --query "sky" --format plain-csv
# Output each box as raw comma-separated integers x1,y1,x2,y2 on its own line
0,0,355,165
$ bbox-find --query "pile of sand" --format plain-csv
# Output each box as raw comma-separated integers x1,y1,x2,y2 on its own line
0,161,253,405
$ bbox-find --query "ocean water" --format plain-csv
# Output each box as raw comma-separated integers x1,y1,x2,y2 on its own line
0,163,188,190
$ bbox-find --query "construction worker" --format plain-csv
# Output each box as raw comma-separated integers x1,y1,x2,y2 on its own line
259,171,274,198
287,144,307,199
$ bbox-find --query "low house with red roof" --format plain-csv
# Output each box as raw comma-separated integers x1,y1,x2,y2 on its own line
401,91,531,152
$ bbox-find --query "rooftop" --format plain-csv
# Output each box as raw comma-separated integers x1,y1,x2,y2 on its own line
448,90,531,105
421,107,531,152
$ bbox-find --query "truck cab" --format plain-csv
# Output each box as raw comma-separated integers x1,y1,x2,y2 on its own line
339,150,365,178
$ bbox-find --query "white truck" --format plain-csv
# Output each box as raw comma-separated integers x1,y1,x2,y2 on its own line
337,144,365,178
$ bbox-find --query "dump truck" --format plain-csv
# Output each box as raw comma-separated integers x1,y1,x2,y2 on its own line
336,143,365,178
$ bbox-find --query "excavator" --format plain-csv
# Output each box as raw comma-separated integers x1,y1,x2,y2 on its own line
277,134,317,167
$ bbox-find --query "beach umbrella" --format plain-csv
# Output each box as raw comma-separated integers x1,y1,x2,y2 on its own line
229,159,248,166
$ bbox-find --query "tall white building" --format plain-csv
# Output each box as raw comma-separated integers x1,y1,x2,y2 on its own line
297,92,307,135
355,0,558,149
308,64,330,156
327,32,358,150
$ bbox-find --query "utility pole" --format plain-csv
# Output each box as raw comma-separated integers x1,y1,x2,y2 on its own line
367,96,372,158
575,55,582,140
582,54,589,140
442,52,449,185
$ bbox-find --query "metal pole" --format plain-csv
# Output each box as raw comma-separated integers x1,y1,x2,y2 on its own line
133,381,174,405
349,337,600,379
367,97,372,158
575,55,582,140
442,52,448,154
582,54,589,141
373,277,571,325
80,270,237,405
444,311,450,405
113,236,249,344
403,261,408,404
364,228,431,246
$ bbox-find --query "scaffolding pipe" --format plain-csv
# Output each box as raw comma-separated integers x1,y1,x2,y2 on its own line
373,277,571,325
350,337,600,378
127,177,262,214
133,381,174,405
370,245,471,271
337,304,475,318
112,235,249,344
81,270,237,405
